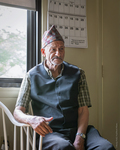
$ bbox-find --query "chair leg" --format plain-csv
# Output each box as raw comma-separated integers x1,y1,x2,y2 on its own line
14,125,16,150
2,109,8,150
38,136,43,150
20,127,23,150
26,127,29,150
23,126,33,148
33,130,36,150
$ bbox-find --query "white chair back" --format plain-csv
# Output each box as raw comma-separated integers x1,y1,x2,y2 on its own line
0,101,42,150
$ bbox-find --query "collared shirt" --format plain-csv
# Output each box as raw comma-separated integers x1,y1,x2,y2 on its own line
44,61,64,80
16,62,92,112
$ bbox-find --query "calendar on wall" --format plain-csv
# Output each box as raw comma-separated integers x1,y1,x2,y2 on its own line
47,0,88,48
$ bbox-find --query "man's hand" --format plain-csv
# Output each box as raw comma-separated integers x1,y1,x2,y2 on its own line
28,116,53,137
13,106,53,137
73,136,85,150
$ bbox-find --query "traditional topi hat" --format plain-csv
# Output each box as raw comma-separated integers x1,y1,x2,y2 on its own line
42,25,64,48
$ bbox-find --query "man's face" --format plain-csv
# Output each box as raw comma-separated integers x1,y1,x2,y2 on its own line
44,40,65,66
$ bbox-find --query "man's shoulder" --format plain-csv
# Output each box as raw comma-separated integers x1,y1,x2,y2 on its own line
63,61,84,71
63,61,78,69
28,62,43,74
63,61,85,76
79,68,85,74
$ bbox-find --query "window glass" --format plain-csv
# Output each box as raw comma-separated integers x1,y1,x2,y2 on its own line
0,5,27,78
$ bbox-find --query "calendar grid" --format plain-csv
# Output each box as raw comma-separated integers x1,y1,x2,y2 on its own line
47,0,88,48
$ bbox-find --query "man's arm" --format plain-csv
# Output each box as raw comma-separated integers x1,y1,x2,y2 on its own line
13,106,53,137
73,106,89,150
13,72,53,137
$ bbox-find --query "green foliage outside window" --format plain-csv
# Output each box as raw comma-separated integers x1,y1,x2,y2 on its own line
0,5,27,78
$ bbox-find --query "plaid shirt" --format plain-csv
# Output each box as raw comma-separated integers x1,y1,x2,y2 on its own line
16,63,92,112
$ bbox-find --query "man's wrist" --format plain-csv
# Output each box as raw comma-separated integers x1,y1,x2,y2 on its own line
76,133,86,139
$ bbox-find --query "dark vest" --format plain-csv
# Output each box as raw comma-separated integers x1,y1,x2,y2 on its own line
29,61,81,131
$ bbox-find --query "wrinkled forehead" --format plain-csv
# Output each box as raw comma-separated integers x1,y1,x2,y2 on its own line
45,41,65,49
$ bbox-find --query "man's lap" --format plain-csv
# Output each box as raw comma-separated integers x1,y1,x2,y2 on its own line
36,125,115,150
42,132,75,150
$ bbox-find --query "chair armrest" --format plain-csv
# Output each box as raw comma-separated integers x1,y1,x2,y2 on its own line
0,101,29,127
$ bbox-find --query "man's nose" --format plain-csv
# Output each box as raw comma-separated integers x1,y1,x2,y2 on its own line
55,50,61,56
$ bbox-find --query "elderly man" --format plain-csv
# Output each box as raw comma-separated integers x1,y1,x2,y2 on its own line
14,25,115,150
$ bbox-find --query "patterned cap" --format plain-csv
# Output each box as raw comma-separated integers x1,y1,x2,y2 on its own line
42,25,64,48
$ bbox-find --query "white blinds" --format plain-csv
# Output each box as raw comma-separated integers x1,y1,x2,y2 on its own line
0,0,36,10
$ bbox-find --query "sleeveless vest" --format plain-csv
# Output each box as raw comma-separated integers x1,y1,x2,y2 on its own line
29,61,81,131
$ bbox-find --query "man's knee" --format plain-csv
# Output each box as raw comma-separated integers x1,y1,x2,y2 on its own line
59,140,75,150
99,140,116,150
86,125,116,150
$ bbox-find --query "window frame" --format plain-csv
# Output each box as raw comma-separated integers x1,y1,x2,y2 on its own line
0,0,41,87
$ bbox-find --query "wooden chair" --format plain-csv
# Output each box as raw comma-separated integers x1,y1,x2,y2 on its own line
0,101,43,150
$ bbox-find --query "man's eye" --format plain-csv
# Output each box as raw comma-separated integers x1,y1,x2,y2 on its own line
50,48,55,52
59,48,64,51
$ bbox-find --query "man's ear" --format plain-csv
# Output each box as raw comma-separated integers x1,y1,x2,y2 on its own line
41,48,46,57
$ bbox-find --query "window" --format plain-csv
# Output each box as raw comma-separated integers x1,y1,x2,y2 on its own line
0,5,27,78
0,0,41,87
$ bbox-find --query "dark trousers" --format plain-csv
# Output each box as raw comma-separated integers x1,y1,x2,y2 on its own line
37,125,116,150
